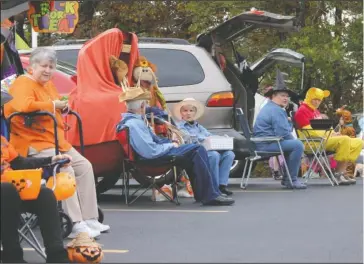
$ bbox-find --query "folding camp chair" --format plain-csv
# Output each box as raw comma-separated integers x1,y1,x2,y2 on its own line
292,117,339,186
7,110,105,221
16,160,71,260
236,108,293,189
116,126,180,205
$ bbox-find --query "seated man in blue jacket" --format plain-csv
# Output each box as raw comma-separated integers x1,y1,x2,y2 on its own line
116,88,234,206
254,70,306,189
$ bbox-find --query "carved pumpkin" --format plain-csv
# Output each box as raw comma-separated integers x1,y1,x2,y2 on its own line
46,172,76,201
68,245,104,263
3,169,42,200
67,232,104,263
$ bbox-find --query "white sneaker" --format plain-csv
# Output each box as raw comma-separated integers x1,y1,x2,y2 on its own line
85,219,110,233
68,221,100,239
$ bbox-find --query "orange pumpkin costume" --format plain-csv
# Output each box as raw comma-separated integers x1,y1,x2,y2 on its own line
4,75,72,157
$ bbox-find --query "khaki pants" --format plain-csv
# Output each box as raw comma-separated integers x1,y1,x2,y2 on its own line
28,147,98,222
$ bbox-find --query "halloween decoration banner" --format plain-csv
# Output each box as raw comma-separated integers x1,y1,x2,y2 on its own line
27,1,79,33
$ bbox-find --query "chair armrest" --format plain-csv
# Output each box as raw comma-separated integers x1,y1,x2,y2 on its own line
251,136,282,142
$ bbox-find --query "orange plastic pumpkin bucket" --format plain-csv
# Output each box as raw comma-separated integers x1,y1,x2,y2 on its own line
46,172,76,201
2,169,42,200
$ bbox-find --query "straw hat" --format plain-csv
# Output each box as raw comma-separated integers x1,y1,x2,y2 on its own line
172,98,205,121
67,232,102,248
118,87,151,103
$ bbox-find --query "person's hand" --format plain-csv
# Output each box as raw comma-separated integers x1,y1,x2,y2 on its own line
331,132,341,137
51,154,72,166
54,100,68,109
172,142,179,148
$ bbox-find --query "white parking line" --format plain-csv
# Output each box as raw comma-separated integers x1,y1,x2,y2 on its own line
234,190,293,193
102,208,228,213
23,248,129,254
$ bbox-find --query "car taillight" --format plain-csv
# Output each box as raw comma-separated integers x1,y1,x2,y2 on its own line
250,8,264,15
207,92,234,107
71,75,77,84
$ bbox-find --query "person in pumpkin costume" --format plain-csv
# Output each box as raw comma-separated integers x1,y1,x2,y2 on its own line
294,88,363,184
1,90,72,263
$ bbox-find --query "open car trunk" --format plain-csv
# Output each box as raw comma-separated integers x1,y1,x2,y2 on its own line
197,9,298,129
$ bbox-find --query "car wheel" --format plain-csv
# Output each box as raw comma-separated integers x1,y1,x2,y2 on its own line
229,159,256,178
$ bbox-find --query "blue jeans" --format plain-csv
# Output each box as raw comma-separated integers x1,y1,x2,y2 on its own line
256,140,304,181
161,144,221,203
208,150,235,186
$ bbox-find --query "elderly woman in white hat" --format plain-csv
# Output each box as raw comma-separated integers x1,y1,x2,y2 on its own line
173,98,235,196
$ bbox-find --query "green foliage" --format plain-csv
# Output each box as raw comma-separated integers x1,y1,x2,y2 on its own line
24,0,362,113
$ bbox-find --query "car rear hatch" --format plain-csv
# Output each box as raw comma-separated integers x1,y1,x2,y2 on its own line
197,9,298,128
203,9,298,44
250,48,305,78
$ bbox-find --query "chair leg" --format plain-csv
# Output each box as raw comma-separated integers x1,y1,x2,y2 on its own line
172,166,180,205
122,161,129,205
241,157,249,189
128,183,154,205
244,159,254,189
277,142,293,186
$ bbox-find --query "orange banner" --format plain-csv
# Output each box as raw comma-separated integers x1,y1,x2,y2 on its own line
27,1,79,34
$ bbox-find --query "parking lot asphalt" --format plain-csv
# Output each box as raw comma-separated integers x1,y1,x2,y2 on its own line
23,178,363,263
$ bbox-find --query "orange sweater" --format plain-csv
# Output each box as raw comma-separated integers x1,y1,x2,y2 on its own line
4,75,72,156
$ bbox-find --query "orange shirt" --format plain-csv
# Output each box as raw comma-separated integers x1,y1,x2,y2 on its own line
1,136,19,176
4,75,72,157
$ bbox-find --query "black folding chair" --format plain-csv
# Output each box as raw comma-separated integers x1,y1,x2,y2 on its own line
236,108,293,189
116,126,181,205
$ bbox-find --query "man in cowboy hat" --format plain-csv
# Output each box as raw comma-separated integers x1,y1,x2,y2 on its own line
116,88,234,206
253,70,306,189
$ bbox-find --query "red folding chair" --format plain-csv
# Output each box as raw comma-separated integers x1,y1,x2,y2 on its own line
116,127,180,205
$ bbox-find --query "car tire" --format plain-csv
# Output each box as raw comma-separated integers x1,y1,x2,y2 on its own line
229,159,256,178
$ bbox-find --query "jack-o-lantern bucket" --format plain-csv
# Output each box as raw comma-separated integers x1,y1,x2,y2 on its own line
2,169,42,200
67,232,104,263
46,172,76,201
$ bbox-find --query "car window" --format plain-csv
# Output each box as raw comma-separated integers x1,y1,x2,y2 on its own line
55,49,80,68
139,48,205,87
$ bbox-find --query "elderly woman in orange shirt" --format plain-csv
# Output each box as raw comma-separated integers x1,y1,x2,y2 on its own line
4,47,109,239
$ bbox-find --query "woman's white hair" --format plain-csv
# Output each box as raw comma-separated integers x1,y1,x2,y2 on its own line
30,47,57,67
126,100,146,112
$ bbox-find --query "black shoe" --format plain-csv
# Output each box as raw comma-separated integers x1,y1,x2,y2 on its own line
46,248,70,263
1,249,27,263
204,195,235,206
219,185,233,196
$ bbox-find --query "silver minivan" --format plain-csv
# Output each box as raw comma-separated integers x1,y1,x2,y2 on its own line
14,9,300,179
